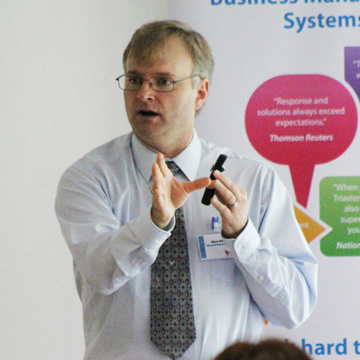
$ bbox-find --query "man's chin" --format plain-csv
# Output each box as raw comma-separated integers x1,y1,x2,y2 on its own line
131,114,162,128
133,125,164,142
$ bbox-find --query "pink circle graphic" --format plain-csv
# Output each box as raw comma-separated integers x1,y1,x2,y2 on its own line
245,74,358,208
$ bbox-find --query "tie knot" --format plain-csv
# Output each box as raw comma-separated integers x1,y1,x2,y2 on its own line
166,161,180,176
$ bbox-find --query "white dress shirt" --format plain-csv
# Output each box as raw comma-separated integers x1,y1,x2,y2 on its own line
55,131,317,360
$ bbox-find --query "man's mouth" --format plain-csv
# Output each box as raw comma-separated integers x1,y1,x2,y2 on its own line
139,110,159,117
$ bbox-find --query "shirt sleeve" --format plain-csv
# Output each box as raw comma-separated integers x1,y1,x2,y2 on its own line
55,162,173,296
230,167,318,329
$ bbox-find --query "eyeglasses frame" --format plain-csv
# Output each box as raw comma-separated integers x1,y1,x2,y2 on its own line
115,74,201,92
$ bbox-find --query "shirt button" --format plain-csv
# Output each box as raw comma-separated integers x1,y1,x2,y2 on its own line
258,275,264,282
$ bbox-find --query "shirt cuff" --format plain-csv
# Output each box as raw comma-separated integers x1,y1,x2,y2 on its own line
129,207,175,250
232,218,261,263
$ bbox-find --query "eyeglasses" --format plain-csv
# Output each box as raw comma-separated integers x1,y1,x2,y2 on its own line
115,74,200,92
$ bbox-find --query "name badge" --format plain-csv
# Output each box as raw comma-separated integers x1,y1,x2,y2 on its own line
198,234,232,260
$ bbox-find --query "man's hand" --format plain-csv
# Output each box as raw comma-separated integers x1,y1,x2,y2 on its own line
209,170,248,238
150,153,211,229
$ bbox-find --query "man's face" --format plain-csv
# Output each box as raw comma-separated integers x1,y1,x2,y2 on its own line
123,36,208,157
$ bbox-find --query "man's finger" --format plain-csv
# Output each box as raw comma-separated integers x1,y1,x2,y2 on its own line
213,170,242,199
156,153,172,177
184,177,211,193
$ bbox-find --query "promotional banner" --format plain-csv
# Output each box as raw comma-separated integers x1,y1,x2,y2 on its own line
169,1,360,359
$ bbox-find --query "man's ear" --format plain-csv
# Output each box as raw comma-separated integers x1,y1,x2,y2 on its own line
195,79,209,111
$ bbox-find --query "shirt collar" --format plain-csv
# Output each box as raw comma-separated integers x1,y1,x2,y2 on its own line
131,132,202,183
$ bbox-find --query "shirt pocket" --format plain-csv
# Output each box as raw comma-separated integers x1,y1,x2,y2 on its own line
211,258,244,284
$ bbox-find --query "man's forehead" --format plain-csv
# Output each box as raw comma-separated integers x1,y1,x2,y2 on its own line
125,36,193,72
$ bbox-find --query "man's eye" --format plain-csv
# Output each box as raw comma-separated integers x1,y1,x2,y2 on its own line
127,77,141,85
154,78,173,87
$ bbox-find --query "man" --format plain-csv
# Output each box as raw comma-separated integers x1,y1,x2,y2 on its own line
55,20,317,360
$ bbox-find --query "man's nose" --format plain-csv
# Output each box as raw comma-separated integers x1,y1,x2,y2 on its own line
136,80,155,101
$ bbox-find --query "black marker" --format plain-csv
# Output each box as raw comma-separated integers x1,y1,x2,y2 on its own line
201,154,228,206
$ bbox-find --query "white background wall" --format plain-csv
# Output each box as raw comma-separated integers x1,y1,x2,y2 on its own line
1,1,168,359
